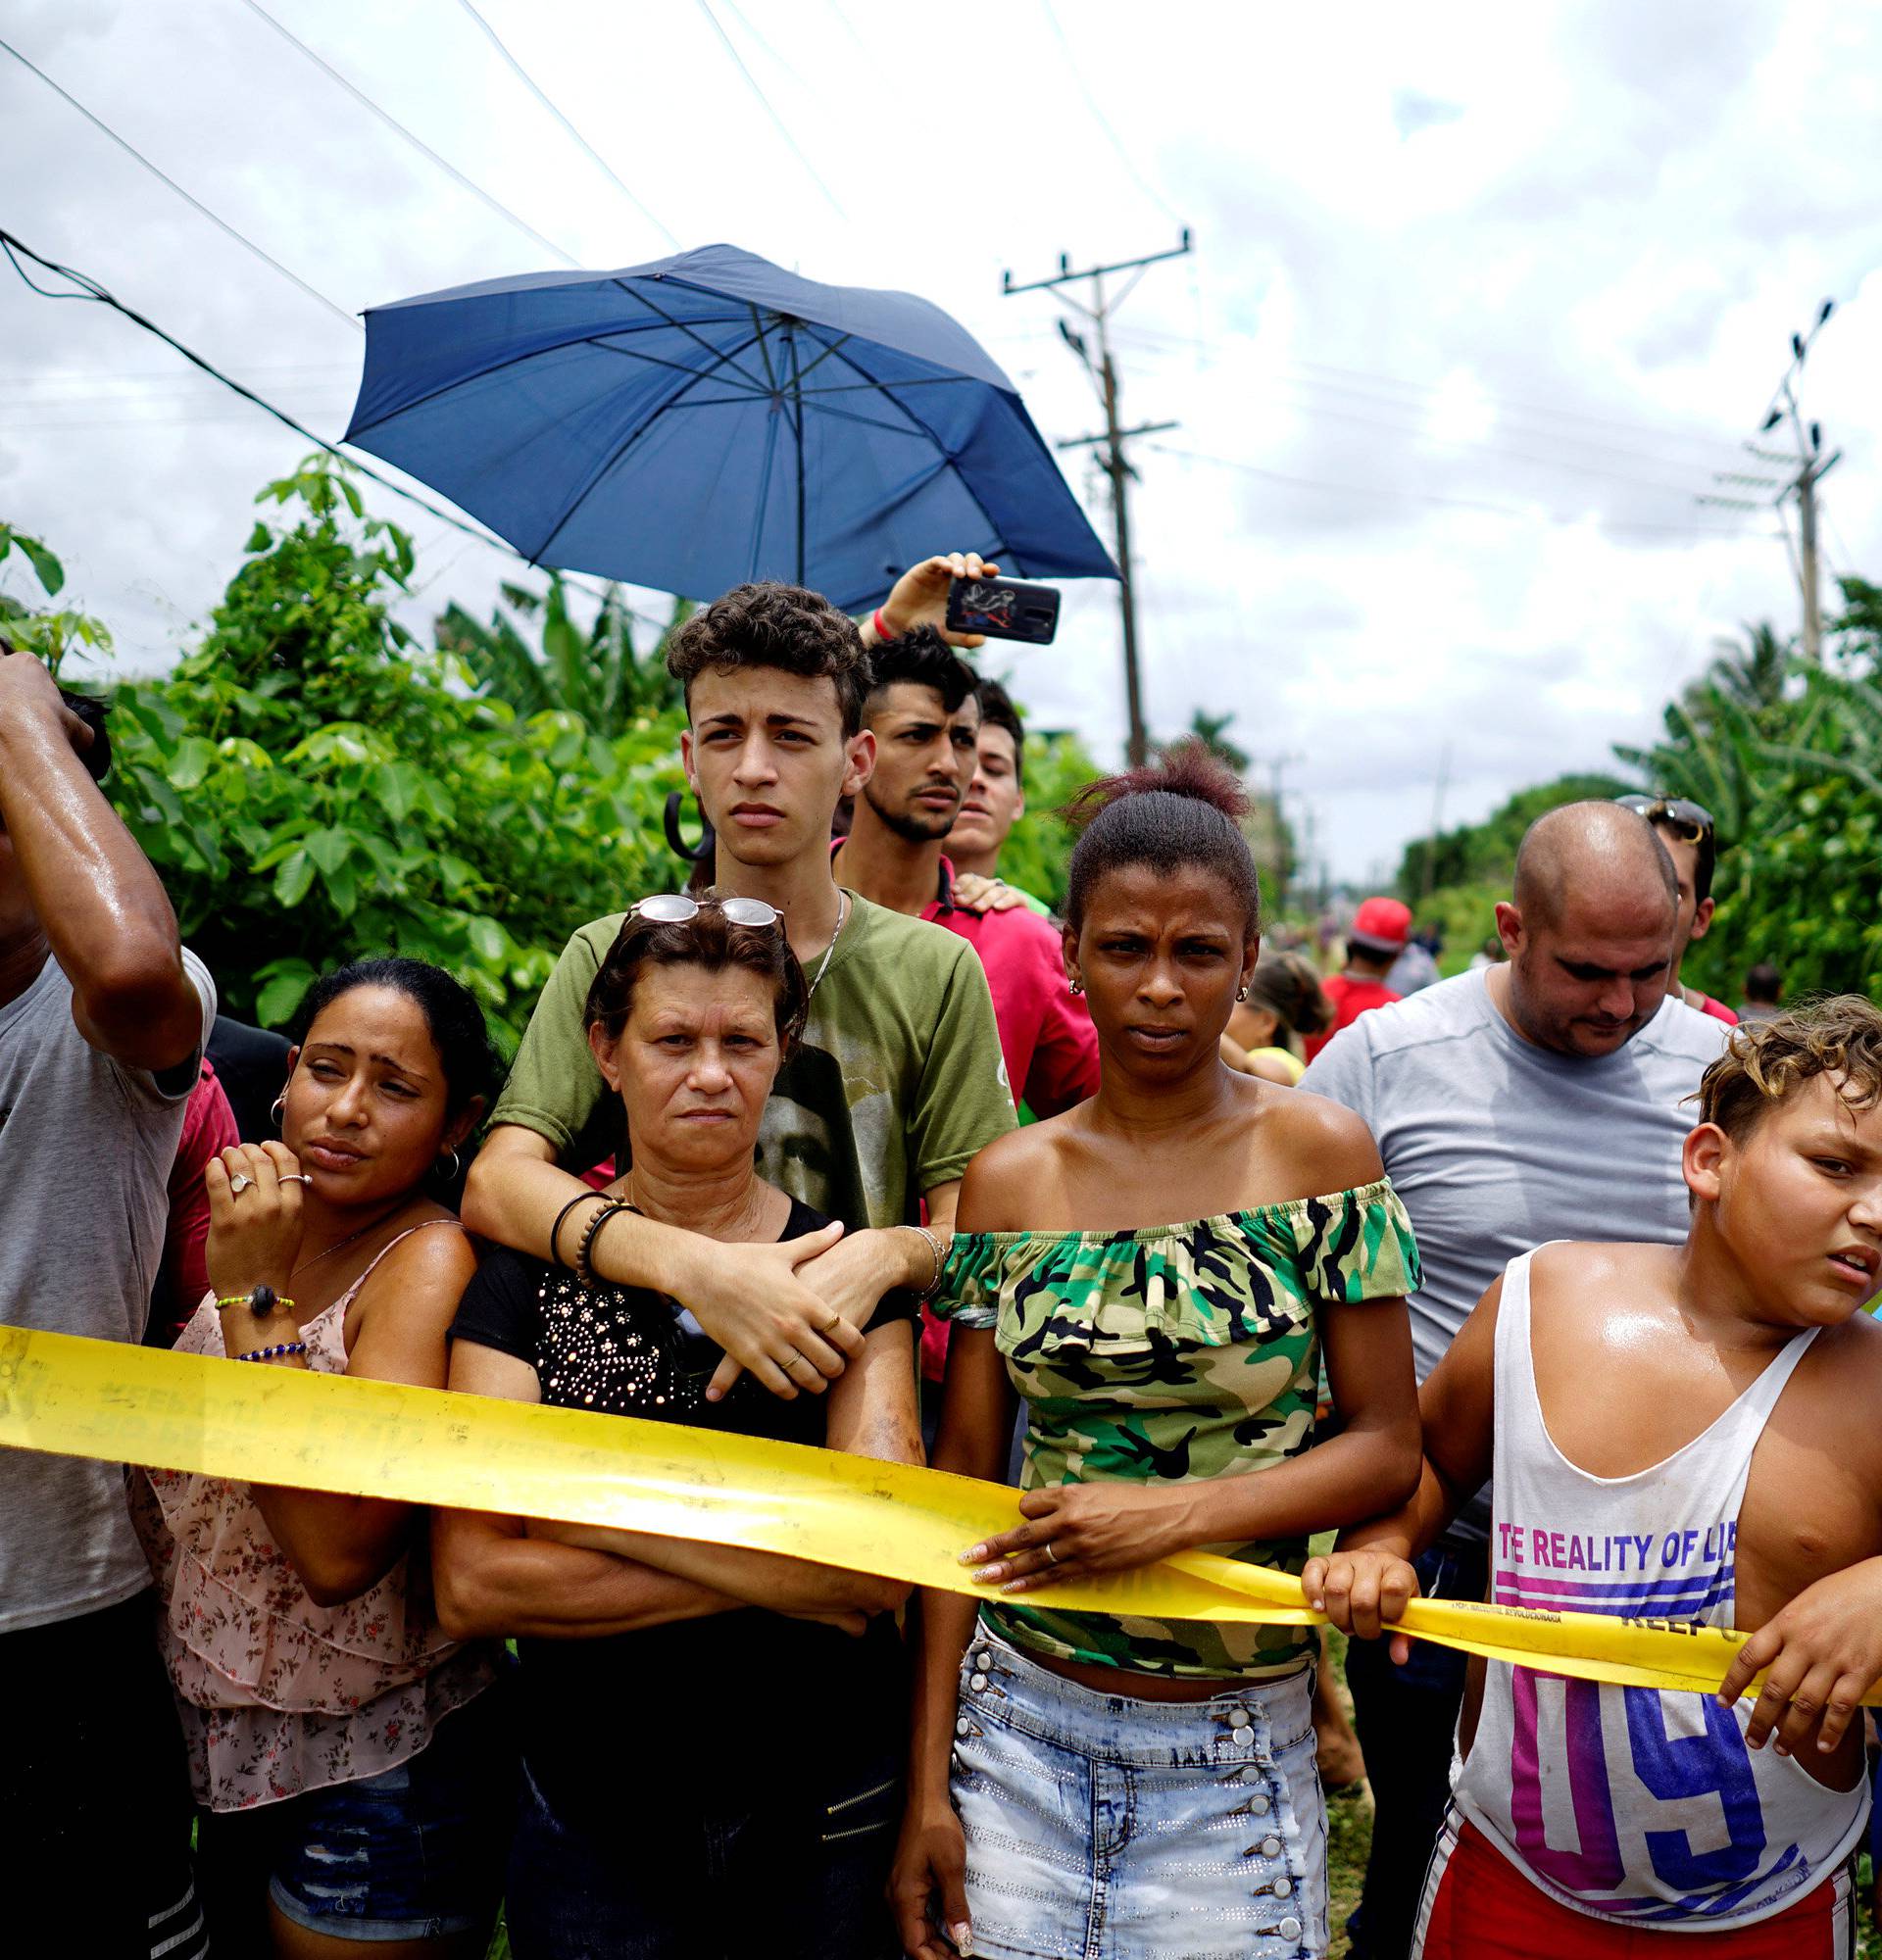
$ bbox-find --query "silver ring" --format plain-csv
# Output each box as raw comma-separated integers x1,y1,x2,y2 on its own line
277,1174,311,1187
227,1173,254,1195
1044,1542,1060,1566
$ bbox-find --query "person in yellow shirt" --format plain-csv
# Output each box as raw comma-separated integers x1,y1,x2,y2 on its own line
1228,951,1335,1085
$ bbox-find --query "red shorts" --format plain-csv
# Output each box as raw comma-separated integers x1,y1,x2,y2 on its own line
1414,1815,1856,1959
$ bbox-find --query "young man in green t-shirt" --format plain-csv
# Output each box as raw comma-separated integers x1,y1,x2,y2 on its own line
463,578,1015,1400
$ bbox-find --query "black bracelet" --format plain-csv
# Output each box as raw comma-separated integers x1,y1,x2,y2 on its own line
574,1200,627,1287
550,1192,602,1270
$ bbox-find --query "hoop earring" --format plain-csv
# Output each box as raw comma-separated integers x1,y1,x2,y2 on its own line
437,1148,462,1181
1069,979,1084,996
1236,986,1249,1002
270,1095,285,1131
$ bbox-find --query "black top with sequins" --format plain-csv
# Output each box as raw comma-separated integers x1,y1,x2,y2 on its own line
448,1197,916,1822
451,1197,916,1446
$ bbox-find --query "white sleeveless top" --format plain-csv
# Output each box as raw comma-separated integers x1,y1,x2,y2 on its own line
1452,1247,1868,1929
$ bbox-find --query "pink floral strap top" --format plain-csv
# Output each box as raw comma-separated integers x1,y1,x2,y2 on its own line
132,1219,496,1811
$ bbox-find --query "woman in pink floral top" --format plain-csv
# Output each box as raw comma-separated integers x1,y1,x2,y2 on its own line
133,958,515,1956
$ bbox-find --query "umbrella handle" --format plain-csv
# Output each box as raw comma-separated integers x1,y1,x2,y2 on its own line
664,791,716,867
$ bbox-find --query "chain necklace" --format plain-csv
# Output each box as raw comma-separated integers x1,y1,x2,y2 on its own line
290,1200,410,1282
807,889,850,997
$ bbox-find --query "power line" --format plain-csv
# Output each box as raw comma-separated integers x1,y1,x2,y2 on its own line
0,226,663,623
1020,314,1756,475
0,35,360,331
1238,369,1749,478
1246,392,1739,500
1035,0,1183,226
1151,443,1778,539
233,0,585,268
450,0,681,247
688,0,847,218
1290,356,1745,457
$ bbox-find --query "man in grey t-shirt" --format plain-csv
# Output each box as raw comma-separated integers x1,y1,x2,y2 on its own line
0,648,216,1957
1302,802,1728,1960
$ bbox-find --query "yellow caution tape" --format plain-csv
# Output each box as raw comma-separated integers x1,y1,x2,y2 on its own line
0,1326,1849,1704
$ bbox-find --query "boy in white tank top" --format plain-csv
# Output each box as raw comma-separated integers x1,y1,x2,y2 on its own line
1307,998,1882,1956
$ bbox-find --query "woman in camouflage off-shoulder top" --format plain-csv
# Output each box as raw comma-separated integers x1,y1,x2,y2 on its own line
891,752,1423,1960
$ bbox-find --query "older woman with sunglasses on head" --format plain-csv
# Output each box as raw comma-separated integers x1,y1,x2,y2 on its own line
1613,792,1738,1024
436,893,925,1960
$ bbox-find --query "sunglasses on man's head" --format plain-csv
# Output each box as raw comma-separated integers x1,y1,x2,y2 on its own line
1613,794,1714,844
629,893,783,930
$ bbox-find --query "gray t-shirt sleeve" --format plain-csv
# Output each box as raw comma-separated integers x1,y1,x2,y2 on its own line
1299,1016,1377,1130
145,945,218,1102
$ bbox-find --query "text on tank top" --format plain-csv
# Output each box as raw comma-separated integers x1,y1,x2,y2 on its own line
1452,1246,1867,1929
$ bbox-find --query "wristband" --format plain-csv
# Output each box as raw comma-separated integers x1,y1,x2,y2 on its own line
872,607,894,643
900,1223,946,1300
550,1192,605,1270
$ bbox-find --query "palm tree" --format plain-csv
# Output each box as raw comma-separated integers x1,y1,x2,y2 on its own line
436,577,688,736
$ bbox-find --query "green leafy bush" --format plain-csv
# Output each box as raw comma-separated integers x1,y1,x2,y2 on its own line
102,457,689,1047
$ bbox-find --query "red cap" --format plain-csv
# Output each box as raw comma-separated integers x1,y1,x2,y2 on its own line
1348,897,1412,954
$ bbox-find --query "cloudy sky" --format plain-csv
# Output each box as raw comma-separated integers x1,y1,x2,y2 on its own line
3,0,1878,884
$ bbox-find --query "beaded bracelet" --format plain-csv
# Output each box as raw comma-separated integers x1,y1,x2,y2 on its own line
900,1223,946,1300
216,1290,294,1317
574,1200,628,1286
235,1342,307,1363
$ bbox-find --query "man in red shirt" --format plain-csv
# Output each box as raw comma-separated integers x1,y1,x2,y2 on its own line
1303,896,1410,1062
831,627,1099,1118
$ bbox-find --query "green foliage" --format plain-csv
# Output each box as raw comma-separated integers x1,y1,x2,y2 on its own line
0,523,113,677
438,576,690,734
994,721,1102,914
1612,605,1882,997
97,455,688,1046
1398,770,1633,900
1162,707,1252,775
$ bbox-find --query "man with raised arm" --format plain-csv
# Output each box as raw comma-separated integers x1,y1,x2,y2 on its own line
1301,801,1730,1959
0,647,218,1959
463,581,1015,1400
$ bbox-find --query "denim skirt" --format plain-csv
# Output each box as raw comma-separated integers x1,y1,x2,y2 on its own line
951,1624,1327,1960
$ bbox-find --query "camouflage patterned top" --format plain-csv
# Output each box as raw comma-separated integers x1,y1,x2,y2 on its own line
940,1178,1420,1681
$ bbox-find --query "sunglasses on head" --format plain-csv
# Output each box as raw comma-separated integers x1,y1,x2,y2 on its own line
1613,794,1714,843
629,893,783,930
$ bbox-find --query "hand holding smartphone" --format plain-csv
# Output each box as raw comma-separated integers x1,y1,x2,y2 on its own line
944,576,1061,647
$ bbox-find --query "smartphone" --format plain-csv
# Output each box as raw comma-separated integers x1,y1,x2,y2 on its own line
945,576,1061,646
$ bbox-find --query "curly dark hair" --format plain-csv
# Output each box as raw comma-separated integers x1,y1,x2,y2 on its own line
665,582,867,737
1696,994,1882,1145
583,897,810,1056
1061,740,1261,935
864,624,977,716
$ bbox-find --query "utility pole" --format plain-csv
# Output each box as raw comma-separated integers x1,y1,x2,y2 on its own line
1418,741,1453,904
1701,299,1841,663
1003,230,1192,766
1258,750,1305,916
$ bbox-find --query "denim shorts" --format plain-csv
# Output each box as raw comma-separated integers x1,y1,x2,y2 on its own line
951,1624,1327,1959
259,1685,515,1942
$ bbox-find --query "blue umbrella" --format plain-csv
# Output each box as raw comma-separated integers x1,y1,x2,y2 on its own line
343,243,1117,610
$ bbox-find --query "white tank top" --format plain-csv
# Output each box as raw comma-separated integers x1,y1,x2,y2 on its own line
1452,1247,1868,1929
